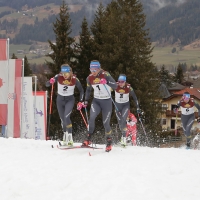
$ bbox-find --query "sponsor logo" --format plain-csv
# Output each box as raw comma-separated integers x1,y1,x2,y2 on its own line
122,108,128,117
35,108,43,116
63,80,71,85
91,104,95,112
105,72,111,76
93,78,100,84
119,89,125,93
109,81,116,85
185,104,191,108
65,111,72,119
103,111,111,124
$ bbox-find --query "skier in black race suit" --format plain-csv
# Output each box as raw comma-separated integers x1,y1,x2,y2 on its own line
46,64,84,146
114,74,141,147
78,60,117,152
175,91,200,149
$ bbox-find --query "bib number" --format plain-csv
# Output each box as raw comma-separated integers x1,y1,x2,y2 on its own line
63,86,68,91
96,85,100,91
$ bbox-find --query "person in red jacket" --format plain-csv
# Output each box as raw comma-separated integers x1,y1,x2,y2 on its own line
126,112,137,146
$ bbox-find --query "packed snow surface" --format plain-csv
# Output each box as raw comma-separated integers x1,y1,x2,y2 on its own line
0,137,200,200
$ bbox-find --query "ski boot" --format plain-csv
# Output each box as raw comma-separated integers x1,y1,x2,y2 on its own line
126,134,132,144
105,137,112,152
186,142,191,150
82,134,92,147
62,131,69,146
67,133,73,146
120,136,127,147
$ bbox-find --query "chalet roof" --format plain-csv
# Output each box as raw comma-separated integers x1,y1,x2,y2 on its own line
158,83,171,98
163,88,200,101
174,88,200,99
168,82,186,91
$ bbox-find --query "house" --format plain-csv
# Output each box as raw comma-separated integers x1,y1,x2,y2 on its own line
167,82,186,93
161,88,200,131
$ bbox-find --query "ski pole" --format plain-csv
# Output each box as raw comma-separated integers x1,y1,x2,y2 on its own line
80,109,88,128
103,84,120,113
84,107,89,124
175,112,178,148
47,83,54,140
103,84,128,124
137,113,149,146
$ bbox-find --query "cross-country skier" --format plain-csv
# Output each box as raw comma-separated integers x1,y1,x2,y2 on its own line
114,74,140,146
126,111,138,146
174,92,200,149
46,64,84,146
78,60,117,152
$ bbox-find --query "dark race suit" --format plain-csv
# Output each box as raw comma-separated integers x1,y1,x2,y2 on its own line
177,98,200,144
114,82,139,137
46,74,84,133
85,70,117,138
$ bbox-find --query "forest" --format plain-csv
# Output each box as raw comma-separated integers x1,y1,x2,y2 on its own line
1,0,200,45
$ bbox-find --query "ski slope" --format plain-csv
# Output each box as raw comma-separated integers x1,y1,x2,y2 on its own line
0,137,200,200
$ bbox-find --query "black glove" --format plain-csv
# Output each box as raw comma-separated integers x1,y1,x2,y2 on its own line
197,117,200,123
128,119,131,123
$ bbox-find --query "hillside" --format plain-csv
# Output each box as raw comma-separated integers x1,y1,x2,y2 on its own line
146,0,200,46
1,0,200,66
1,0,199,46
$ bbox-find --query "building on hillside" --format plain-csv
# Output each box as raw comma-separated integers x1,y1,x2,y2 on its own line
168,82,186,93
161,88,200,131
189,70,200,80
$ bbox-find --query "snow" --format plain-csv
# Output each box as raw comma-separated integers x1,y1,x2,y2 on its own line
0,137,200,200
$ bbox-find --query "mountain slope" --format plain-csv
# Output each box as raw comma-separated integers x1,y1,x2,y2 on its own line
0,0,199,46
146,0,200,45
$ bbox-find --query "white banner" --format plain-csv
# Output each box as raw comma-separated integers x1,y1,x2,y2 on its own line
34,91,47,140
21,77,34,139
7,59,22,138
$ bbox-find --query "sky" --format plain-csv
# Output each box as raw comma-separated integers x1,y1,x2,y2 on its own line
151,0,186,8
0,137,200,200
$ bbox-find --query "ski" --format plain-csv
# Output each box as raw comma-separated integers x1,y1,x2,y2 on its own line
56,144,103,150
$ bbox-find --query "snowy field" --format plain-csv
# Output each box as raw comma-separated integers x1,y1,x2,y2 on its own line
0,137,200,200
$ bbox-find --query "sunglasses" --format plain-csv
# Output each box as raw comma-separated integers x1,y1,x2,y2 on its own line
118,81,125,83
61,72,70,76
183,94,190,99
90,68,98,72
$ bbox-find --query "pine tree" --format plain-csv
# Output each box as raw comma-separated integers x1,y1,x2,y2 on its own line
45,0,75,139
24,55,32,76
46,0,75,74
74,17,93,88
90,3,105,60
11,53,17,59
174,63,184,84
159,65,173,87
91,0,162,141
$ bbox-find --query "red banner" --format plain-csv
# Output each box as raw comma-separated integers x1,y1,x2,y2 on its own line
0,39,8,125
0,39,7,60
